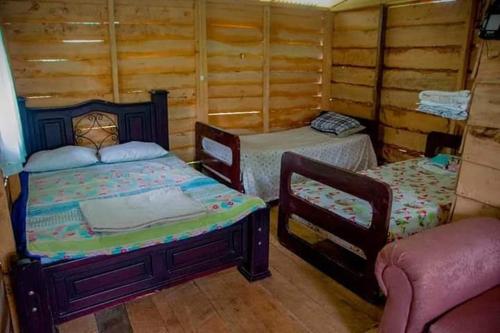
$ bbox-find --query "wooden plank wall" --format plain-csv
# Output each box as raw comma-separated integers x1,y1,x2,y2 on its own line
0,171,18,333
0,0,476,163
0,0,197,160
0,0,113,105
331,7,381,121
379,0,472,162
114,0,197,161
206,1,264,134
269,7,324,131
329,1,475,162
453,38,500,220
1,0,329,160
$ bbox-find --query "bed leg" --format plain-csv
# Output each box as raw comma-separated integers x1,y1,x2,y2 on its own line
13,258,55,333
238,207,271,281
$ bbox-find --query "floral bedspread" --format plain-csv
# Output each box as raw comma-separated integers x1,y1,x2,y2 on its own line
292,158,457,250
26,155,265,263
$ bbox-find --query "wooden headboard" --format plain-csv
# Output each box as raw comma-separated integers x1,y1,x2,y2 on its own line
18,90,169,156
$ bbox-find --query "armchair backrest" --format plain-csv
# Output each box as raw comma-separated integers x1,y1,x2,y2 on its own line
375,217,500,333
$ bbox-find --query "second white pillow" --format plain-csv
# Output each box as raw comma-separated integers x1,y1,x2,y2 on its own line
99,141,168,164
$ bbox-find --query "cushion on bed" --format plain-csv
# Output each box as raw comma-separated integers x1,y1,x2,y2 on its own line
99,141,168,163
24,146,98,172
330,125,366,138
311,112,362,136
428,154,460,171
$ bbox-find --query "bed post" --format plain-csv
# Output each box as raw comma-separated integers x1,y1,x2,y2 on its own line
13,259,54,333
17,97,33,156
238,207,271,281
150,90,169,150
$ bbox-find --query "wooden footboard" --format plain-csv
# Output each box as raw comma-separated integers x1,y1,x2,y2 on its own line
12,208,270,333
195,122,243,192
278,152,392,301
425,132,462,157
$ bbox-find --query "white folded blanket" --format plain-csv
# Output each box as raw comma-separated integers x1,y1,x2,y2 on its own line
419,100,469,112
80,188,207,232
417,104,468,120
419,90,471,105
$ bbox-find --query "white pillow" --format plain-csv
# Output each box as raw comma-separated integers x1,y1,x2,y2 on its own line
99,141,168,163
24,146,98,173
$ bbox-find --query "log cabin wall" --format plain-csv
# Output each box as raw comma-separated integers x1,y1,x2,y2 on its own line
453,38,500,220
114,0,198,161
0,0,477,163
269,7,326,131
206,1,265,134
331,7,381,121
379,0,474,162
329,0,476,163
0,0,198,161
204,3,327,133
0,0,329,161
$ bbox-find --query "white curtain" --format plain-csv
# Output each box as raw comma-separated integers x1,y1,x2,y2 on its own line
0,28,26,176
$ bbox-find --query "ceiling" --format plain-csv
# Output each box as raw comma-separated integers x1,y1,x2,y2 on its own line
260,0,456,11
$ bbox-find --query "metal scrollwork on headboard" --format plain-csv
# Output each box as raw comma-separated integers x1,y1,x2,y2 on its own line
72,112,119,150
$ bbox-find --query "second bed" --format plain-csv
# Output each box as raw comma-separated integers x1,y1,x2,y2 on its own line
196,120,377,202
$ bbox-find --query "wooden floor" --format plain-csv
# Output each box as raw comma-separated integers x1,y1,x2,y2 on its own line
58,208,383,333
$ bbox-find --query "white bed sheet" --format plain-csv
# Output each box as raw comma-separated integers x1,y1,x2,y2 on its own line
202,126,377,201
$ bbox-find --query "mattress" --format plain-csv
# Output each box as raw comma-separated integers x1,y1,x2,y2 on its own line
202,126,377,201
291,157,457,257
13,154,266,263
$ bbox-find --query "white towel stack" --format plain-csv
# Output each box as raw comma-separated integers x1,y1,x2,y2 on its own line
417,90,471,120
80,187,207,233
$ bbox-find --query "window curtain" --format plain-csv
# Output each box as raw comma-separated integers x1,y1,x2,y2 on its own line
0,28,26,176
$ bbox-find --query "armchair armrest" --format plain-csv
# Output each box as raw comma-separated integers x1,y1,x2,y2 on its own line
375,217,500,333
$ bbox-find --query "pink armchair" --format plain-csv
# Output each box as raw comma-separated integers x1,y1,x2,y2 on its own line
375,217,500,333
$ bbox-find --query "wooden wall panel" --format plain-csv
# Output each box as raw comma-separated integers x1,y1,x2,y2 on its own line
0,0,113,107
331,7,381,122
379,0,472,162
115,0,196,161
0,0,197,161
206,2,264,134
456,161,500,208
453,39,500,220
1,0,476,165
269,7,324,131
453,196,500,221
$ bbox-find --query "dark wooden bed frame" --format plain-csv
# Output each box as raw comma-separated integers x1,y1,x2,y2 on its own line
11,91,270,333
277,131,462,302
195,115,379,194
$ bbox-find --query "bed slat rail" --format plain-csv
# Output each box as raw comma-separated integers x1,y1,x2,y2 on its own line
279,152,392,261
278,152,392,300
195,122,243,192
425,132,462,157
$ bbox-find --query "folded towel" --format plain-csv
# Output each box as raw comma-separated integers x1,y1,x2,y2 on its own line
80,187,207,232
419,100,469,112
417,104,468,120
419,90,471,105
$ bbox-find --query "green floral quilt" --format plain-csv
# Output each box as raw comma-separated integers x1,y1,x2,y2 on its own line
291,157,457,253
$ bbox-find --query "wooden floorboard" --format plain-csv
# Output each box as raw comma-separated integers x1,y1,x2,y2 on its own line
58,314,98,333
57,207,382,333
95,305,133,333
